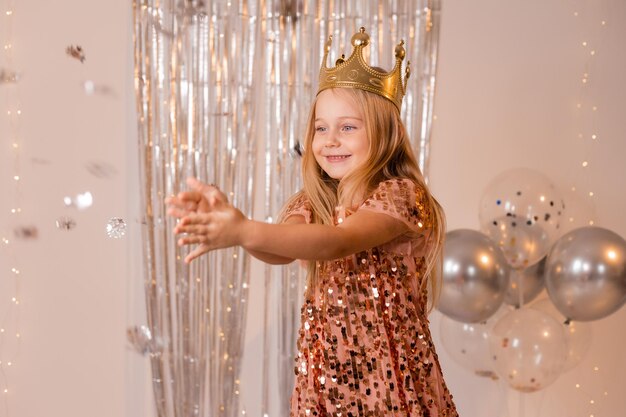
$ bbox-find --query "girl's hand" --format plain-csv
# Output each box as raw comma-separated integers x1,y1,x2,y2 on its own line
174,203,247,263
166,177,246,263
165,177,223,218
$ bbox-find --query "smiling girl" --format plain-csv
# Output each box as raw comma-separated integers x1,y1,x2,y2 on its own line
167,27,458,417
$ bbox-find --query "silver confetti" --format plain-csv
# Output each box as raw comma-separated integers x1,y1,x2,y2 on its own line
56,216,76,231
127,325,155,355
85,160,117,178
106,217,126,238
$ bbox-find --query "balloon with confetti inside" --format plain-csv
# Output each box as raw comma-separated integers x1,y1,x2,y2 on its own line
490,307,567,392
479,168,566,270
440,314,497,380
106,217,126,238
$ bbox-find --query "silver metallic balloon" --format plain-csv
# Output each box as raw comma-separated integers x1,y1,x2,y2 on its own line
504,257,546,307
545,226,626,321
439,229,510,323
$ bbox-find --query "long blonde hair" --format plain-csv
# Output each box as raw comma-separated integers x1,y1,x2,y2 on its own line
282,88,446,311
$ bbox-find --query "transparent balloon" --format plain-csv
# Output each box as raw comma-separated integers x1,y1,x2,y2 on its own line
545,226,626,321
530,298,593,372
440,315,495,378
504,257,546,307
559,185,597,235
479,168,565,269
490,308,567,392
439,305,512,379
439,229,510,323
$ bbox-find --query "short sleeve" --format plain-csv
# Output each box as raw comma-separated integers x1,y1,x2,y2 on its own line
280,192,312,224
359,178,432,235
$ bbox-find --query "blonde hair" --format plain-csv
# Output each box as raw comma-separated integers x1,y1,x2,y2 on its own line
281,88,446,311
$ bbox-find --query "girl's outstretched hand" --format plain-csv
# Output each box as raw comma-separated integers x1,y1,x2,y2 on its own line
166,177,247,263
165,177,220,217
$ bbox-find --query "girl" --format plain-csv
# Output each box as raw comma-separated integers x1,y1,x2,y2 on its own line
167,28,458,417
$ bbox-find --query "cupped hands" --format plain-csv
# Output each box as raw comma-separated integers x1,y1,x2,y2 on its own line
165,177,247,263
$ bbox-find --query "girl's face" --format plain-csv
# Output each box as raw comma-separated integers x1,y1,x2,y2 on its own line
312,89,369,180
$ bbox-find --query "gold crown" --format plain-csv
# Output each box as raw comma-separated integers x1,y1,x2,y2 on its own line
318,27,410,110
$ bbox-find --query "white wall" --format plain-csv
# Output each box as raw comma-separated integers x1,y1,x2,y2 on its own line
429,1,626,416
0,0,133,416
0,1,624,417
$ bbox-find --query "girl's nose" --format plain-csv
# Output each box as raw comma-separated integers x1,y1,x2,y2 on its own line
324,130,340,147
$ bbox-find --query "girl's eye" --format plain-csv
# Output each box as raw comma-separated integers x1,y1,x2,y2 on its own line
315,126,326,132
342,125,356,131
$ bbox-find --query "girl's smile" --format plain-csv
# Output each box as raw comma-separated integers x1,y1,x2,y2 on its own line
324,154,351,162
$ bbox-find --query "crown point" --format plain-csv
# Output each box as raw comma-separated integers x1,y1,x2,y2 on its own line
325,36,333,53
395,42,406,60
351,28,370,47
335,54,346,65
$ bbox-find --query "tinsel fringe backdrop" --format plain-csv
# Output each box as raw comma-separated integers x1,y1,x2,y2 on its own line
132,0,440,416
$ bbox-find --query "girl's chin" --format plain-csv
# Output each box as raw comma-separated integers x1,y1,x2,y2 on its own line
323,170,350,181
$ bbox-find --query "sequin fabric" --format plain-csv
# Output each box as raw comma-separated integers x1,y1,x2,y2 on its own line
284,179,458,417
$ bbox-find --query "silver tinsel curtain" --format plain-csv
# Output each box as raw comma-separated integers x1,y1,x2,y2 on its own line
132,0,440,416
133,0,258,415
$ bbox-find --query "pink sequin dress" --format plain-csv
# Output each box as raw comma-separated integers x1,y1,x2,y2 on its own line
283,178,458,417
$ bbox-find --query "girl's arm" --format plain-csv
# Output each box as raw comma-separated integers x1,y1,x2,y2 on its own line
174,201,407,263
238,210,406,261
243,215,306,265
167,178,307,264
168,177,408,263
